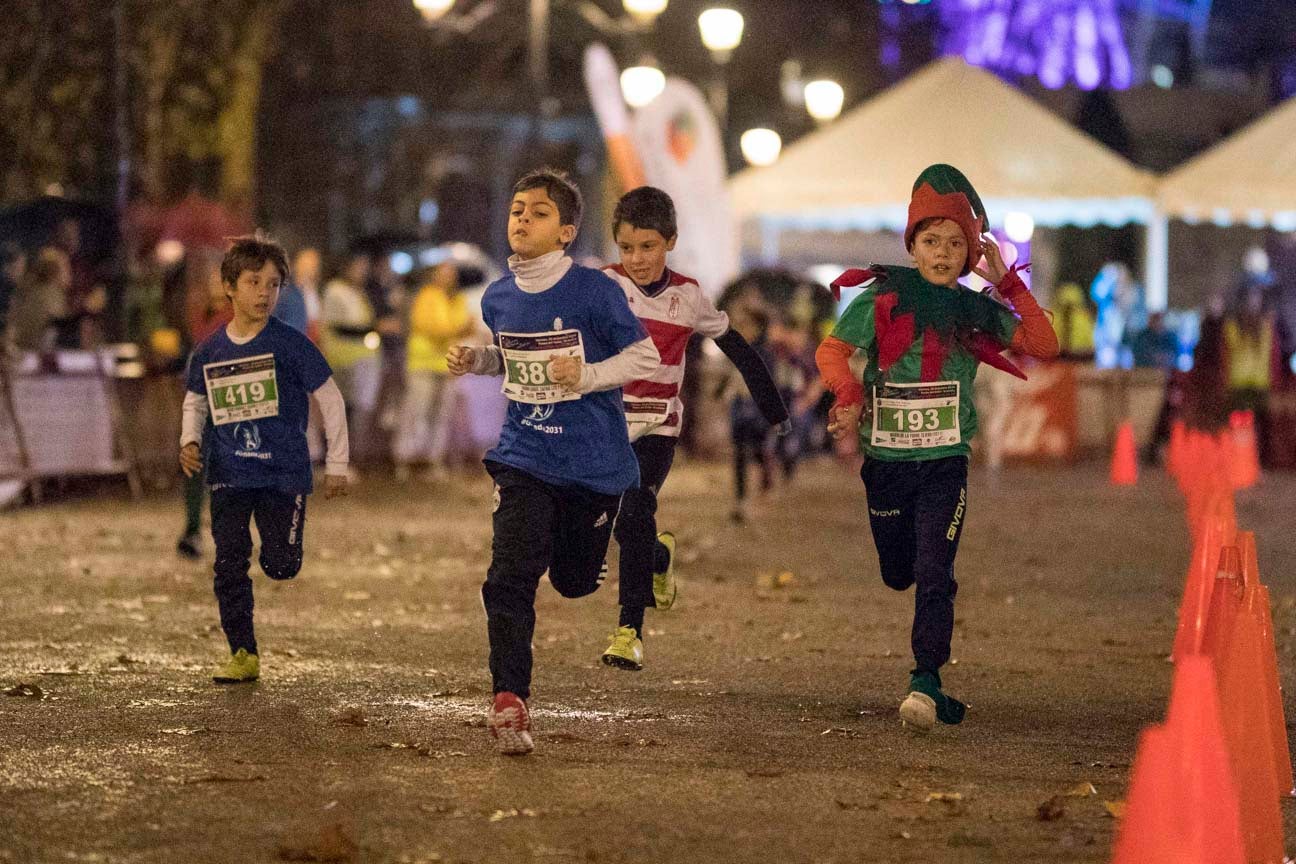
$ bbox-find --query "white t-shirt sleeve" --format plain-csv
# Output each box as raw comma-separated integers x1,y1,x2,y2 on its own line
180,391,209,448
694,289,731,340
311,376,350,475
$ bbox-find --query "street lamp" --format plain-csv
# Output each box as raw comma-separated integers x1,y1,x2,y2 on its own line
803,79,844,122
414,0,456,22
622,0,668,24
698,7,744,63
697,7,744,132
740,128,781,167
621,62,666,108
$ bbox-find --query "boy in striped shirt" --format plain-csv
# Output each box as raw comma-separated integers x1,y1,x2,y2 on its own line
600,186,788,670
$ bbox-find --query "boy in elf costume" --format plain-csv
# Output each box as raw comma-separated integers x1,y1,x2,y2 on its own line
815,165,1058,731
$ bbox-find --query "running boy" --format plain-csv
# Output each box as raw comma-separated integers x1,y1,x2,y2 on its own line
447,169,660,755
599,186,788,671
179,234,350,685
814,165,1058,731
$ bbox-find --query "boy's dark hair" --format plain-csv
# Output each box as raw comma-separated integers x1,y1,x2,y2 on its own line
912,216,955,238
512,168,583,234
611,186,677,239
220,232,290,287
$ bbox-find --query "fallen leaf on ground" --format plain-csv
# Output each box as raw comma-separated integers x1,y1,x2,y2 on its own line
489,808,538,822
4,683,44,699
277,821,358,862
1103,800,1126,819
926,792,964,803
332,708,368,727
1065,781,1098,797
1036,796,1066,821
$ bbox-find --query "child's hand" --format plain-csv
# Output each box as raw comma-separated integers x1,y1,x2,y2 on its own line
827,403,862,441
446,346,476,376
549,355,583,390
179,443,202,478
323,472,349,499
972,234,1009,286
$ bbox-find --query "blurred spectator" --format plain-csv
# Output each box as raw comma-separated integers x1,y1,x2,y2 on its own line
769,312,824,481
321,251,377,465
8,247,70,352
1223,284,1280,465
393,263,473,481
720,303,776,523
293,247,323,343
1181,295,1230,434
367,254,408,450
1130,311,1179,370
0,242,26,341
1051,283,1096,360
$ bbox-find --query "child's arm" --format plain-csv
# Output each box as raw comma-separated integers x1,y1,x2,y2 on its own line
551,337,660,393
178,391,208,477
311,377,350,498
975,236,1059,360
447,344,503,376
714,329,789,428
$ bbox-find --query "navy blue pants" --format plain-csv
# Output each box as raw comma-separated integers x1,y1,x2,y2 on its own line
482,461,621,700
861,456,968,674
614,435,676,610
210,486,307,655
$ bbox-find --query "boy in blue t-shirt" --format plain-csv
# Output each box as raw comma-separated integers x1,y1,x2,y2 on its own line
448,169,660,755
179,234,351,684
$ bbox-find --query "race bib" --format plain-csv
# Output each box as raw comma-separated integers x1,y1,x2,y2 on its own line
203,354,279,426
870,381,960,449
499,329,584,405
624,398,671,440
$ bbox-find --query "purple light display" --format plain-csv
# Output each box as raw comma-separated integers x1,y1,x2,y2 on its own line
935,0,1133,90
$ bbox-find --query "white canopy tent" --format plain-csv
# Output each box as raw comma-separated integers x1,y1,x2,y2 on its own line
1158,93,1296,231
728,57,1166,305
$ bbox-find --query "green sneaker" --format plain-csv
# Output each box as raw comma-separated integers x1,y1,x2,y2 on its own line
899,670,965,731
212,648,259,684
601,626,644,671
652,532,677,610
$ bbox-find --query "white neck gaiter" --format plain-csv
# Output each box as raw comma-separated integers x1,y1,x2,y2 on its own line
508,250,573,294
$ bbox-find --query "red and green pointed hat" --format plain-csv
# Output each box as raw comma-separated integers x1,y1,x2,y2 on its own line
904,164,987,276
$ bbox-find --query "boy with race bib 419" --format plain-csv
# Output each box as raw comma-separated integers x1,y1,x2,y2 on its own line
179,234,350,685
447,169,660,755
815,165,1058,731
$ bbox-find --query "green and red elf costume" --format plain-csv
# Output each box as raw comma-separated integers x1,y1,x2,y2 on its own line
815,165,1058,728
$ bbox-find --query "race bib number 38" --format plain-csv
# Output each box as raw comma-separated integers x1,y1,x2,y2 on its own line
871,381,960,449
203,354,280,426
499,330,584,405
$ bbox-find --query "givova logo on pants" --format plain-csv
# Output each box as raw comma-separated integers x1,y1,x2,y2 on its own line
946,487,967,540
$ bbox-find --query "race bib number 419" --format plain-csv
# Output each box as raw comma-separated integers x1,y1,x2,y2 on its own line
499,329,584,405
203,354,280,426
870,381,960,449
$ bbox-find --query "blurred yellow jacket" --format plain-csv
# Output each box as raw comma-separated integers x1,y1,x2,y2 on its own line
407,284,471,373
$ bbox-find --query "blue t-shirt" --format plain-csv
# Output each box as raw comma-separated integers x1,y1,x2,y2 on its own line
186,317,333,494
483,262,646,495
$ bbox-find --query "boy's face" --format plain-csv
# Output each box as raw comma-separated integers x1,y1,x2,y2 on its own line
614,223,676,287
911,219,970,288
509,188,575,259
225,260,282,325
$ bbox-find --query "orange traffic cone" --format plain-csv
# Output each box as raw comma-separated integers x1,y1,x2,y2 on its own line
1201,546,1243,662
1254,583,1296,798
1229,410,1261,490
1110,419,1138,486
1167,419,1187,481
1164,655,1248,863
1110,725,1190,863
1216,604,1286,862
1173,494,1237,661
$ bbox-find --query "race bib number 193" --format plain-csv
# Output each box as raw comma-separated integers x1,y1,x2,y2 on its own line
203,354,280,426
870,381,960,449
499,330,584,405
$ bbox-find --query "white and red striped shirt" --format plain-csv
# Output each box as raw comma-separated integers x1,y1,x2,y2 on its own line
602,265,729,440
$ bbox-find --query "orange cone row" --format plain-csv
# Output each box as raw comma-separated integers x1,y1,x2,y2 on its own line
1111,448,1289,863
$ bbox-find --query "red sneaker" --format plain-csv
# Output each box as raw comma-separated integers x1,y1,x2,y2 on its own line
487,692,534,755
